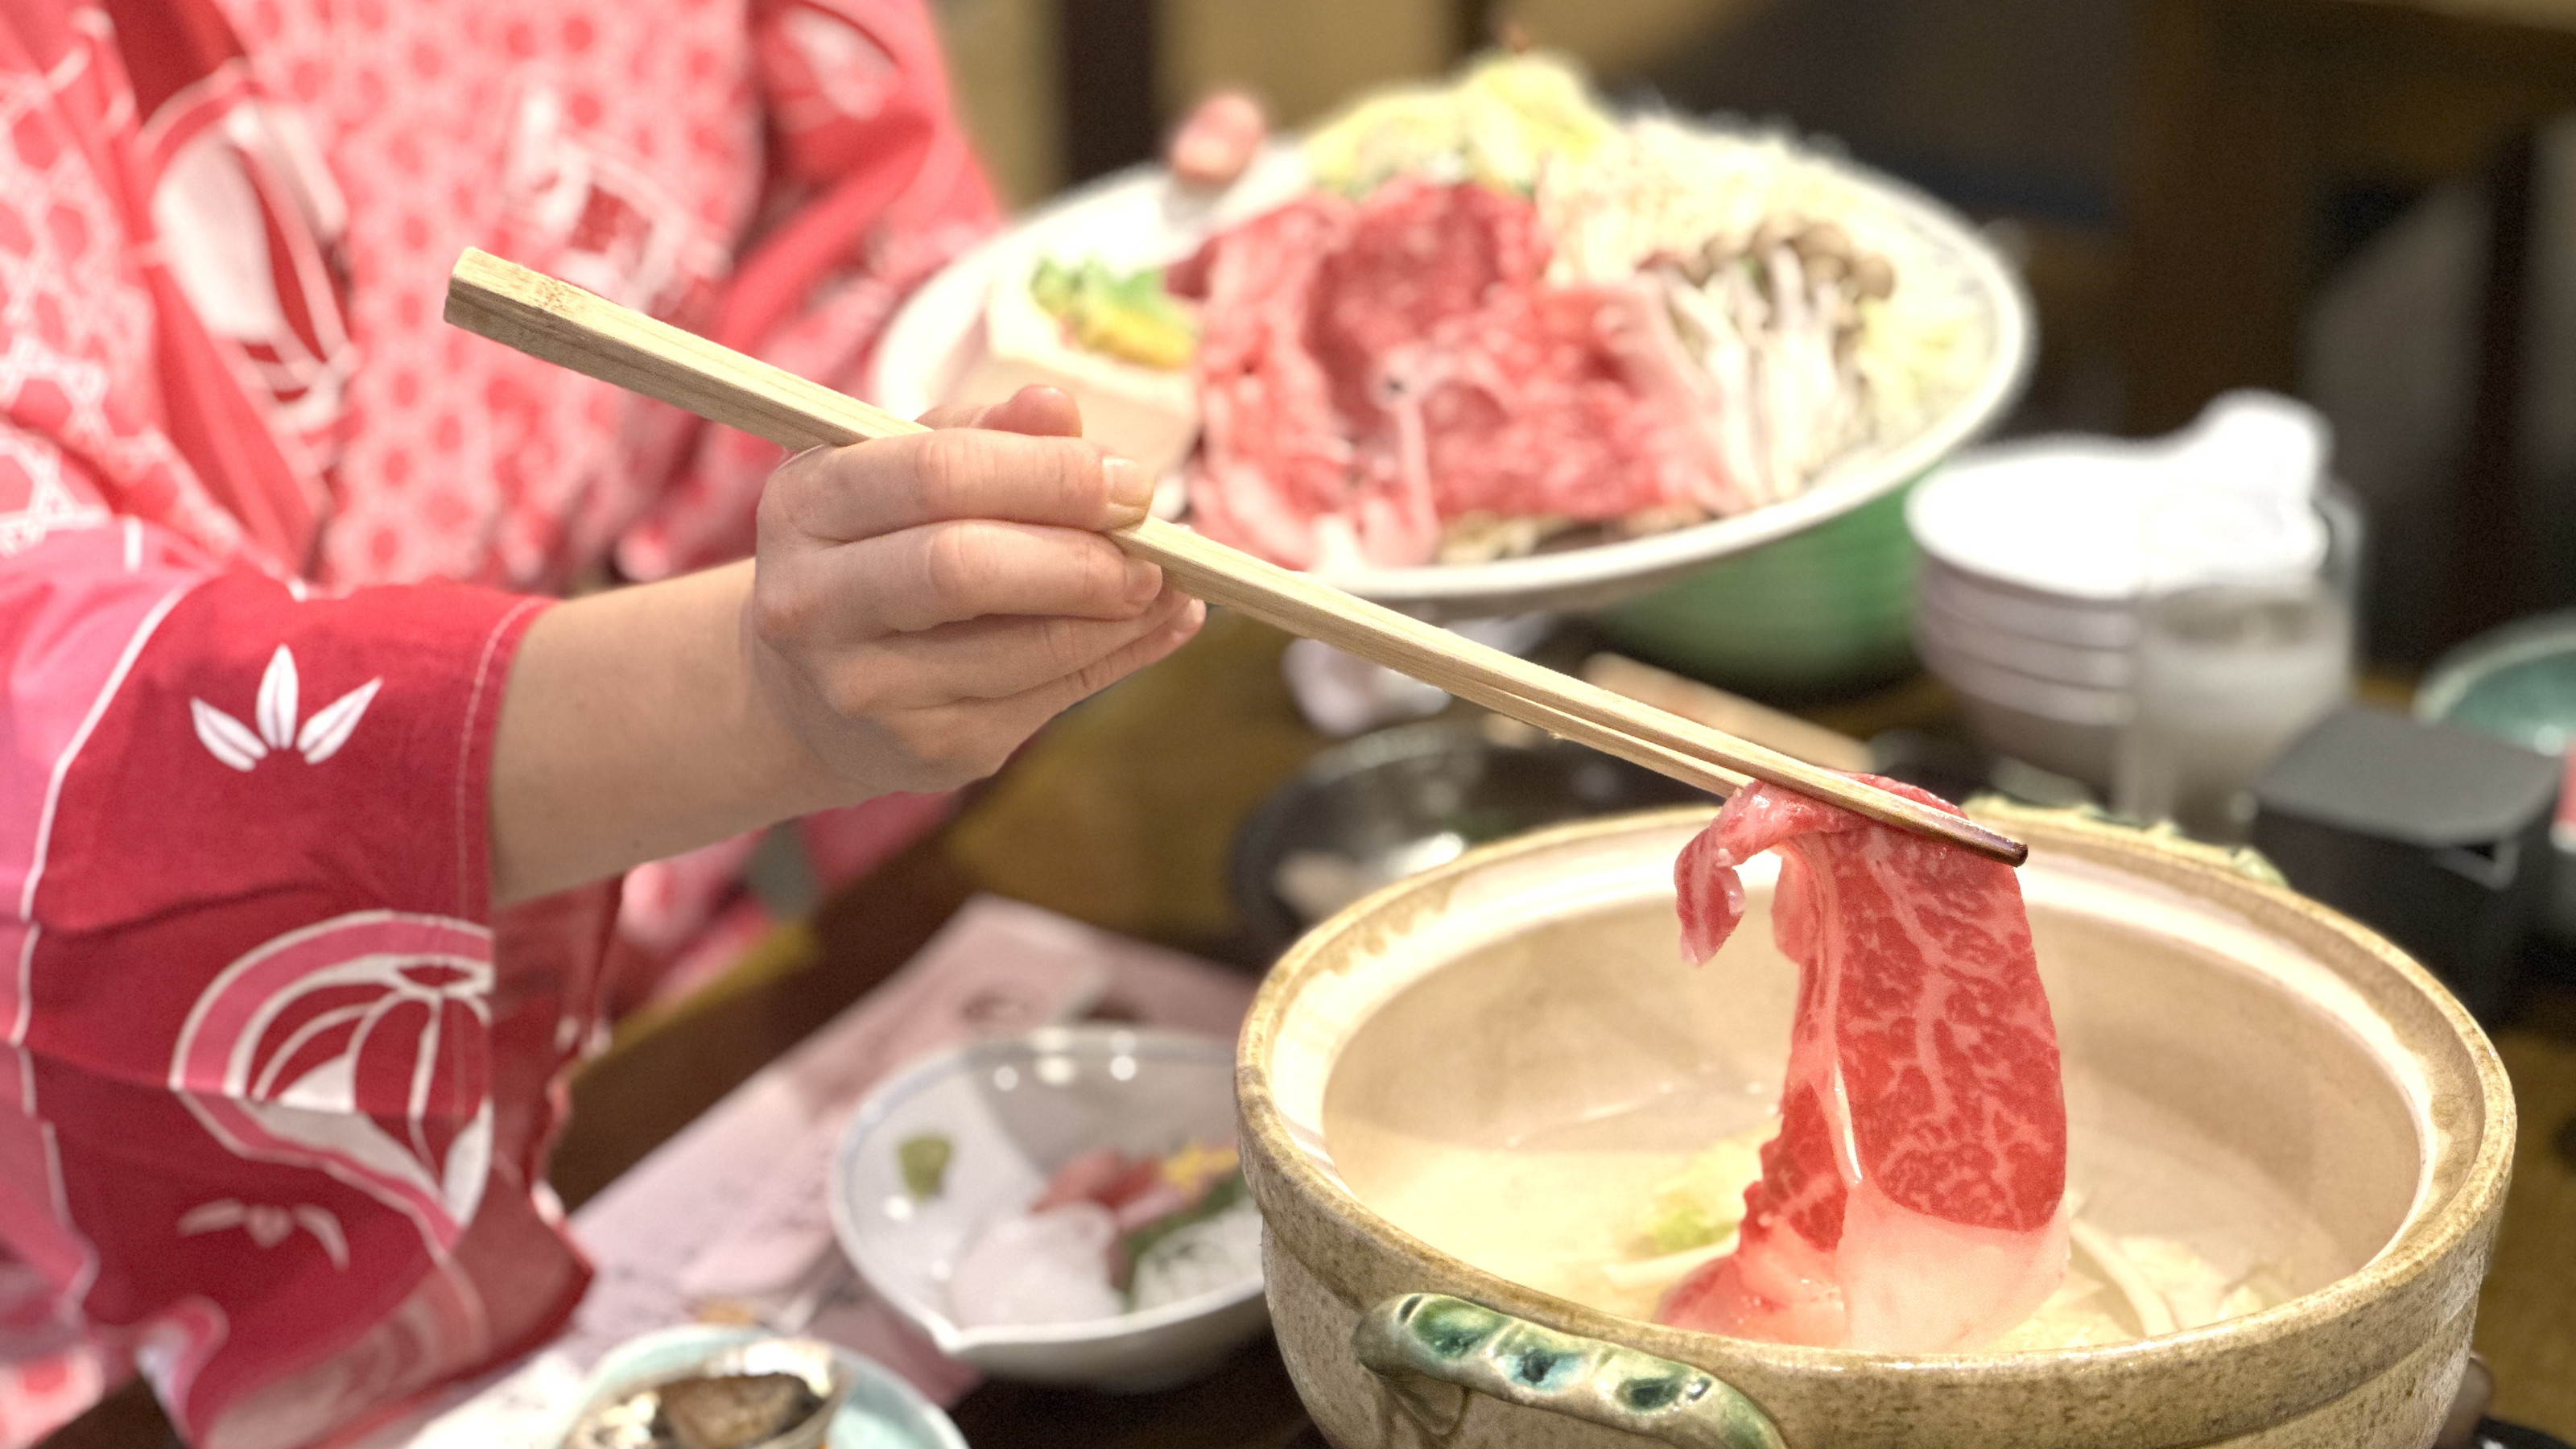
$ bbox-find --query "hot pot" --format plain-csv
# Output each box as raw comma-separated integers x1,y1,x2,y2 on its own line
1235,805,2513,1448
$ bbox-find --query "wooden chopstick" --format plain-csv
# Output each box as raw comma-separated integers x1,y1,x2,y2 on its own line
1581,654,1875,774
443,248,2027,867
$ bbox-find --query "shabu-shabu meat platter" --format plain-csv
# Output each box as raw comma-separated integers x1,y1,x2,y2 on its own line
873,54,2033,619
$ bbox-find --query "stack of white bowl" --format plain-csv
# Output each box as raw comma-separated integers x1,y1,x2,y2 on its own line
1905,393,2335,790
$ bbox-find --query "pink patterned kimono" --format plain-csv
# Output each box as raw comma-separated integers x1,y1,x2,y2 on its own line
0,0,997,1442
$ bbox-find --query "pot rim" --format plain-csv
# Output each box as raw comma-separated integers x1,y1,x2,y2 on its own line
1235,803,2516,1387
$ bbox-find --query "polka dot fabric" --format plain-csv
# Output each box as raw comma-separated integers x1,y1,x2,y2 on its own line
0,0,1000,1442
0,15,247,563
1,0,993,593
231,0,993,592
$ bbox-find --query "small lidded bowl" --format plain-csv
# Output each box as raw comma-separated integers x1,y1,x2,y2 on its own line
830,1026,1268,1391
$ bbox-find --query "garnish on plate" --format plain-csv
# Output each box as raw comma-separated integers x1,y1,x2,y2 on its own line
898,1133,952,1200
946,1138,1261,1329
1030,258,1199,371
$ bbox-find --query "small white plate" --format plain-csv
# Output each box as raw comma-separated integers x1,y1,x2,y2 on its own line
828,1026,1266,1392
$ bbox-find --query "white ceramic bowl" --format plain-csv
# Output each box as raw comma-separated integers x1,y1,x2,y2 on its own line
1905,441,2163,784
1905,398,2345,788
1905,437,2169,604
1945,691,2125,789
829,1026,1269,1392
871,140,2031,622
1910,568,2136,786
1913,588,2131,690
1913,556,2140,654
1913,632,2129,785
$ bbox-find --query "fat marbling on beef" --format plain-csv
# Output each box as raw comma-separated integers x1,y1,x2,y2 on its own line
1169,178,1742,569
1659,778,2069,1351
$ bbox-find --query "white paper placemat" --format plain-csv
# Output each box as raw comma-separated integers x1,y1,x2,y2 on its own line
369,896,1253,1447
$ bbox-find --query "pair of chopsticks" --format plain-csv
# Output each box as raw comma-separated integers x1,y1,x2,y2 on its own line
443,249,2026,867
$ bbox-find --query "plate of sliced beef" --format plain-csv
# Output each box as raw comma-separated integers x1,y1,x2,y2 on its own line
872,52,2031,620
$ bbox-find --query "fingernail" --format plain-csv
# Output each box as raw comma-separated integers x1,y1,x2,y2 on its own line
1103,456,1153,520
1124,555,1162,600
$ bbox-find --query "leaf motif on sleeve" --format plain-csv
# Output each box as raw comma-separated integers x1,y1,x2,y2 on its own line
255,646,299,749
295,679,383,765
192,700,269,771
292,1206,351,1269
175,1200,246,1236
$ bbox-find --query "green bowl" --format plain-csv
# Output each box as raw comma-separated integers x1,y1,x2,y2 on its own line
2418,611,2576,949
1589,482,1921,698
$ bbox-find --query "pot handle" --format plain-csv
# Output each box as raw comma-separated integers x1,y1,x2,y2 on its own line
1352,1293,1785,1449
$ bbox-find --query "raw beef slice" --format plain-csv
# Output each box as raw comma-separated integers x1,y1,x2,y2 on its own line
1170,195,1359,569
1660,778,2069,1352
1174,179,1738,568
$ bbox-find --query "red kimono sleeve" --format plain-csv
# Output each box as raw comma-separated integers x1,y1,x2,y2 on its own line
0,11,625,1435
0,510,624,1445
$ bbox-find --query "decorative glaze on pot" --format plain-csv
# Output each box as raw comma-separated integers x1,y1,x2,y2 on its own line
1236,805,2514,1449
1352,1293,1785,1449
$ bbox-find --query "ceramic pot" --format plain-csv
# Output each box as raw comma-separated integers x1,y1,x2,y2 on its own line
1236,805,2513,1449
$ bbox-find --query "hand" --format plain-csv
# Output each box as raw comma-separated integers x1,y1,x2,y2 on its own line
746,386,1205,795
1167,89,1265,187
492,387,1202,904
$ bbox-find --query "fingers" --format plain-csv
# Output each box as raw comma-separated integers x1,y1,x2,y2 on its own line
979,597,1208,727
871,521,1161,631
890,597,1208,768
749,375,1199,797
1170,90,1265,186
843,591,1195,708
765,520,1164,639
773,427,1152,542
